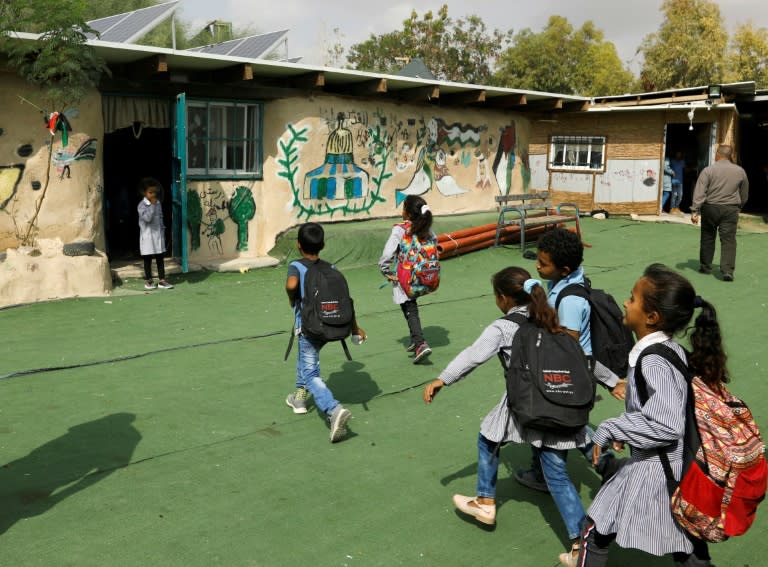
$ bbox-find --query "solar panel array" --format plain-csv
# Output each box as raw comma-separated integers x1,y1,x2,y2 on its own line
186,30,288,59
86,1,179,44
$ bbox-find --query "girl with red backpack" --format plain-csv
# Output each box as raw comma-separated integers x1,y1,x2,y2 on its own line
378,195,437,364
565,264,724,567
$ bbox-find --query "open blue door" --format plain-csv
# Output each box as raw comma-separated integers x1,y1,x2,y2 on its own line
172,92,189,272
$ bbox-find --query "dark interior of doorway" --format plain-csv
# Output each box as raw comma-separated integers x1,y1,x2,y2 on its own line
103,126,172,260
738,114,768,213
664,123,712,213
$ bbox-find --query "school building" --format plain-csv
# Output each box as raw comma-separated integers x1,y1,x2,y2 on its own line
1,4,766,306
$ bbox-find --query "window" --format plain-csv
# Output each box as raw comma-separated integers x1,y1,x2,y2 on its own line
187,100,263,177
549,136,605,171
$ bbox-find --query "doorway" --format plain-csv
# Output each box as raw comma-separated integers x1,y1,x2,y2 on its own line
737,112,768,213
664,123,713,213
103,126,173,260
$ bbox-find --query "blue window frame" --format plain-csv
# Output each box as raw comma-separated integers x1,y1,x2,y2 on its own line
187,100,263,178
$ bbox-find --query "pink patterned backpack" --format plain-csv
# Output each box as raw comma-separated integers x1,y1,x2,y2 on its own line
395,222,440,299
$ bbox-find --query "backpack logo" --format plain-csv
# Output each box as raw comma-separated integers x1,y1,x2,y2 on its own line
396,226,440,299
501,314,595,433
557,280,634,377
636,344,768,543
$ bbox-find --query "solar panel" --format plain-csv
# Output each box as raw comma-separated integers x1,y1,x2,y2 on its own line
86,1,179,44
187,29,288,59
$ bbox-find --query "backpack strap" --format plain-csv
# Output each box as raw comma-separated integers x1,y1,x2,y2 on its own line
554,282,589,310
496,312,530,370
635,343,695,497
284,259,313,361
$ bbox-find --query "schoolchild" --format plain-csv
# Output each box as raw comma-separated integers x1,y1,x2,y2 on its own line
423,266,589,547
563,263,718,566
285,222,366,443
515,228,624,492
137,177,173,290
378,195,435,364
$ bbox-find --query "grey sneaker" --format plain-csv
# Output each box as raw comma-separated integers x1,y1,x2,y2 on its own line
328,405,352,443
158,280,174,289
514,468,549,493
405,341,418,352
144,280,157,290
285,388,309,414
412,342,432,364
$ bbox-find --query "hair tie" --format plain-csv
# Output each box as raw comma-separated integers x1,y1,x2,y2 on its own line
523,278,542,294
692,295,703,309
420,205,430,215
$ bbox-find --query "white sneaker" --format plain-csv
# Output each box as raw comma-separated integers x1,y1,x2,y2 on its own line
144,280,157,290
158,280,174,289
328,405,351,443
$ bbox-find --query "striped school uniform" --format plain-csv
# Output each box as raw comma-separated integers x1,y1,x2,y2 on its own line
587,331,693,556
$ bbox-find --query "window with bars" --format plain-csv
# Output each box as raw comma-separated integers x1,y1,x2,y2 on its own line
187,100,263,177
549,136,606,171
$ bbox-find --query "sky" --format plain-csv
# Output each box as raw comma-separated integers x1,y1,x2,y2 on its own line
178,0,768,73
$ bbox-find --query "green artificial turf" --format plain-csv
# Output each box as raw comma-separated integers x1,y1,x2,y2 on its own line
0,216,766,566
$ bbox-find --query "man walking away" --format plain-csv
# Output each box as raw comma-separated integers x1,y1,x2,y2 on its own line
690,145,749,282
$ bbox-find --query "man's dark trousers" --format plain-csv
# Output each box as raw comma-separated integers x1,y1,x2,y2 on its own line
699,203,740,275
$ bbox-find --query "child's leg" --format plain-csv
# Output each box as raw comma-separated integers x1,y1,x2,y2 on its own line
672,538,713,566
476,433,502,499
538,448,586,541
400,299,424,345
143,255,153,280
575,521,614,567
296,335,339,414
155,254,166,280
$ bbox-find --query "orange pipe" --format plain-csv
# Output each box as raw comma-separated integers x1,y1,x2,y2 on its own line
439,224,564,259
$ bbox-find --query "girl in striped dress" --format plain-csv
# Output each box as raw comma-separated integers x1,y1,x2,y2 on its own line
423,266,590,548
563,264,719,567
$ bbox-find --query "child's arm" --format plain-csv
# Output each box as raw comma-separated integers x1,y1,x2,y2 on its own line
351,315,366,342
378,226,404,279
137,200,159,224
285,275,300,307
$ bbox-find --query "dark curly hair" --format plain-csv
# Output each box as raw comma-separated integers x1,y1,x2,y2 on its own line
537,228,583,271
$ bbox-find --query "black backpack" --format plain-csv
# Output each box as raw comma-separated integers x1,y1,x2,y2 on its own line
499,313,595,433
284,259,355,361
556,279,635,378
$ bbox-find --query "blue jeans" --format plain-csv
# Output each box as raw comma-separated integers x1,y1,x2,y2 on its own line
296,334,339,415
529,446,587,540
476,433,501,499
671,181,683,209
661,190,671,209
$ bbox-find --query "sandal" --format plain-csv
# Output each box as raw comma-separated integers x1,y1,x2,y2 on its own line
558,542,580,567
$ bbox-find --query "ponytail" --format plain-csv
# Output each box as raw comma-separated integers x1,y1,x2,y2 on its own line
491,267,560,334
688,299,729,390
403,195,433,241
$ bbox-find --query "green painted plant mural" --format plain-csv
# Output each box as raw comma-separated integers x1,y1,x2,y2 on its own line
229,186,256,251
278,121,387,220
187,189,202,250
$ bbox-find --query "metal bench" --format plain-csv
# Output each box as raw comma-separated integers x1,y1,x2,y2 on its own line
493,192,581,251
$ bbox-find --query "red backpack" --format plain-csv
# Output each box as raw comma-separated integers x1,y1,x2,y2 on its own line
636,344,768,543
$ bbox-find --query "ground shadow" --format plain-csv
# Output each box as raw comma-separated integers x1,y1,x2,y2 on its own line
0,413,141,535
674,259,702,273
396,325,451,351
325,360,381,411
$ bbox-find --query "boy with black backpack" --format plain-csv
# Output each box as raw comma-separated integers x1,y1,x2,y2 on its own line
285,223,366,443
515,228,629,493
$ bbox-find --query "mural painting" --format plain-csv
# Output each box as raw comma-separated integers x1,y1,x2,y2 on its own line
187,185,255,255
51,137,98,180
277,107,528,218
0,164,25,210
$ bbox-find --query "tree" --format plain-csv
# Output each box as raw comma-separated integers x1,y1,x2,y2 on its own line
1,0,110,245
725,22,768,88
347,5,511,85
493,16,634,96
638,0,728,90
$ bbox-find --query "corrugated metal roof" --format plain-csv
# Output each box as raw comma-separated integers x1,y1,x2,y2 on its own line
86,1,179,44
186,30,288,59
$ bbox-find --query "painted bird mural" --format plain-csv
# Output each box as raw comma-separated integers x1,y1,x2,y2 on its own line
52,138,98,180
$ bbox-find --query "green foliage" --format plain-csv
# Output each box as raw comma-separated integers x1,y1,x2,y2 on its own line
639,0,728,90
229,186,256,251
725,22,768,88
187,190,203,251
493,16,634,96
0,0,109,108
347,4,511,85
